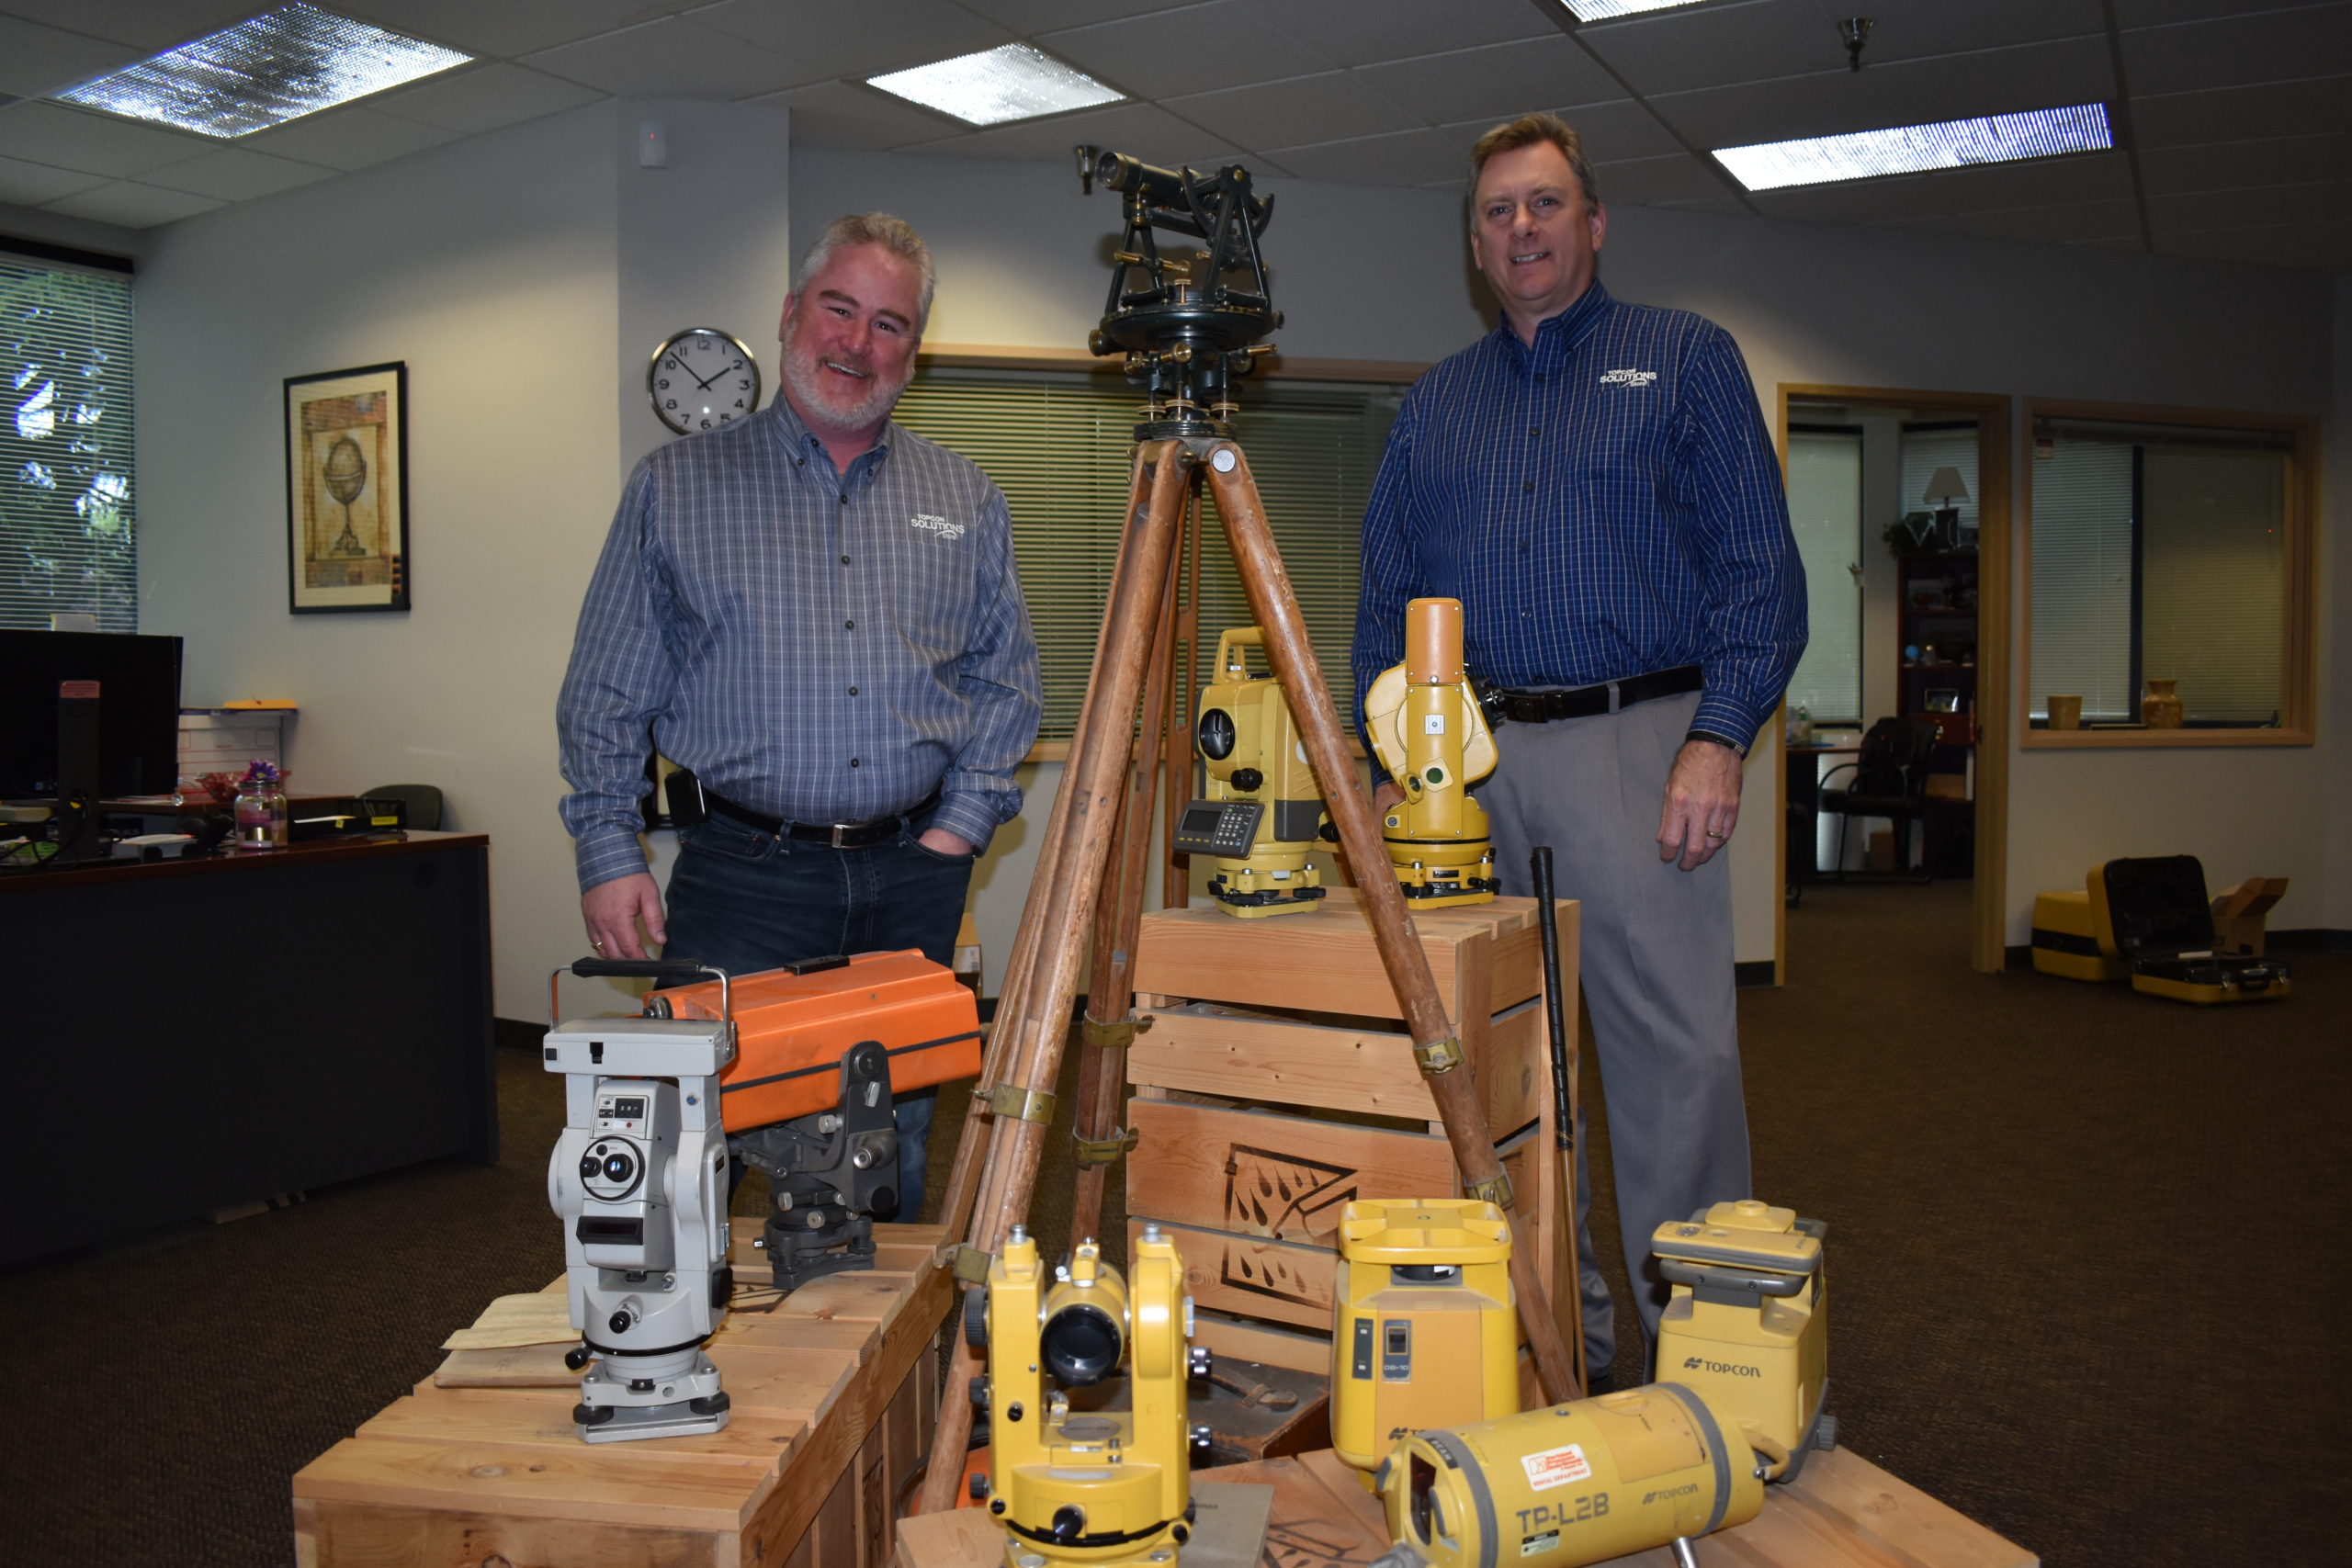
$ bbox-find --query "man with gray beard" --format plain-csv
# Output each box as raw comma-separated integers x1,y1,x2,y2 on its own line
558,213,1041,1218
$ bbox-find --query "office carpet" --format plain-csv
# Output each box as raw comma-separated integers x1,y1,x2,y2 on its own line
6,881,2343,1566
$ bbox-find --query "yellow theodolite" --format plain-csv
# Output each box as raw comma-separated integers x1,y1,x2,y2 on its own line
1650,1200,1833,1483
1363,598,1498,907
1330,1199,1519,1488
1175,626,1330,918
975,1225,1208,1568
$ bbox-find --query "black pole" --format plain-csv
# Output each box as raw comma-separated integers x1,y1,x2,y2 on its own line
1531,847,1573,1155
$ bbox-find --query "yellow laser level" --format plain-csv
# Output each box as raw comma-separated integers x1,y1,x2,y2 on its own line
974,1225,1206,1568
1363,598,1498,907
1331,1199,1519,1487
1371,1385,1766,1568
1176,626,1329,919
1650,1200,1832,1483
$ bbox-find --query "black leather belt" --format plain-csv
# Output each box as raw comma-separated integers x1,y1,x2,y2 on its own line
1485,664,1703,725
705,786,937,849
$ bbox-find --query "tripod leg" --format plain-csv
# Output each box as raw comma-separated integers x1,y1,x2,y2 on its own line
1071,522,1182,1244
917,441,1191,1514
1203,443,1578,1405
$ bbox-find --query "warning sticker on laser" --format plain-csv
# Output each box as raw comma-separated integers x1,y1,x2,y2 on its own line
1521,1443,1592,1491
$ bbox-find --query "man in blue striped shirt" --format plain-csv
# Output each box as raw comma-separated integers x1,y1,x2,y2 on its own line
559,214,1042,1221
1353,115,1805,1387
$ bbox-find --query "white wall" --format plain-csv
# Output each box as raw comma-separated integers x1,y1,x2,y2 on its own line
2327,274,2351,934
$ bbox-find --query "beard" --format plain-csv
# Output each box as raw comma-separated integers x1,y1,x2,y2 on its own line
780,310,913,435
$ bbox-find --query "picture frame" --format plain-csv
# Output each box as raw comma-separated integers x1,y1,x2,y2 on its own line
285,361,408,612
1925,688,1961,713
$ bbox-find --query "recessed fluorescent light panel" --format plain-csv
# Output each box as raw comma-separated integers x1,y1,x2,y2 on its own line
1715,104,2114,192
1559,1,1713,19
55,2,469,138
867,43,1122,127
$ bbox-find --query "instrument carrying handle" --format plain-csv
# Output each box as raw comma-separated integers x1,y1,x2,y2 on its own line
549,957,730,1027
1214,626,1266,678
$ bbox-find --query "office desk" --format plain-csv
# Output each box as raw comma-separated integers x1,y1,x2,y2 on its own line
1,831,494,1264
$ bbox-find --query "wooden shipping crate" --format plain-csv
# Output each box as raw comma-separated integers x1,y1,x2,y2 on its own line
293,1224,952,1568
1127,892,1579,1380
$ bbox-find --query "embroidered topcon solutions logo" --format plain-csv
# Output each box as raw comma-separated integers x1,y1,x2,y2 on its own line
909,513,966,540
1599,367,1657,388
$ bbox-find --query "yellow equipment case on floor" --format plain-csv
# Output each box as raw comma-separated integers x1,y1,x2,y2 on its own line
2030,889,2127,983
2087,856,2290,1006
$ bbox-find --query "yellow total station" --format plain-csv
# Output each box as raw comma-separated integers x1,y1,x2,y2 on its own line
1175,626,1330,919
1364,598,1498,907
1650,1199,1832,1483
1372,1385,1766,1568
977,1225,1204,1568
1331,1199,1520,1487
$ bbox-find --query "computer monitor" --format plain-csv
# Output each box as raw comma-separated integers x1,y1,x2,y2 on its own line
0,630,185,800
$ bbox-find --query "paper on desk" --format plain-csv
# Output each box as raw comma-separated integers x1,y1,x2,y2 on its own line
1186,1482,1276,1568
439,1292,576,1350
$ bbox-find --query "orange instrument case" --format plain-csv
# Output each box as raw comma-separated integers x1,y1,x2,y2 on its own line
653,951,982,1133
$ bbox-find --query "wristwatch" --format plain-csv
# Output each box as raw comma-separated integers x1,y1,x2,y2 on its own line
1685,728,1748,759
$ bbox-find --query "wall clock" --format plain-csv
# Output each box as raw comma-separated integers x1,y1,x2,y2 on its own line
648,328,761,435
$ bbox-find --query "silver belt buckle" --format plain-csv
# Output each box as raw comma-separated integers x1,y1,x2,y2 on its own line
830,820,855,849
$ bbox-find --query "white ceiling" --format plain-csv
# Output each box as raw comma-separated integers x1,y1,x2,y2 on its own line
0,0,2345,271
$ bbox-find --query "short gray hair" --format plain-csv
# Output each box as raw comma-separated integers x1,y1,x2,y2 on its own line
792,212,936,333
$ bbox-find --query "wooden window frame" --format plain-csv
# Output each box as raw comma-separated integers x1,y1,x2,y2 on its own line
2019,398,2318,750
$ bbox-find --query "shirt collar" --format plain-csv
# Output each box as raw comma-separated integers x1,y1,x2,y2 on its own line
764,391,897,481
1495,279,1614,369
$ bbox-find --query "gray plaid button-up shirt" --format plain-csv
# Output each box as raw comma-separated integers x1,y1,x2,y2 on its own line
558,397,1041,893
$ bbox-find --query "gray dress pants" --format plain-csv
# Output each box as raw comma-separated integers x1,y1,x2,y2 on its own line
1477,689,1750,1380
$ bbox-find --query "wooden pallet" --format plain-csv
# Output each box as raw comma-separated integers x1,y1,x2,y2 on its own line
894,1447,2037,1568
293,1224,952,1568
1127,889,1579,1383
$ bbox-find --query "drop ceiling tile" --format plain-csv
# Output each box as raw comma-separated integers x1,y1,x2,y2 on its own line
242,107,460,172
526,15,827,97
1262,123,1483,186
952,0,1186,30
2137,132,2348,196
1164,70,1418,152
1251,0,1555,70
2120,4,2352,96
1594,151,1738,207
1577,0,2109,98
755,79,963,150
2131,73,2352,145
0,99,209,176
1041,1,1340,99
692,0,1013,80
370,63,605,134
2113,0,2327,23
1652,37,2117,151
899,98,1238,166
138,145,336,201
1886,197,2147,245
0,2,256,51
0,152,106,205
2147,179,2338,232
1438,98,1685,165
2155,220,2330,269
335,1,673,59
0,16,140,99
1654,195,1752,215
1351,35,1625,131
44,177,222,227
1745,149,2133,223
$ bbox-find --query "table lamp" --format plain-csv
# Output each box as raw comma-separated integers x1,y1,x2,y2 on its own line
1923,466,1970,548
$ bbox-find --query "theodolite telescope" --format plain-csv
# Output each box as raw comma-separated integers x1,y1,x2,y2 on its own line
1174,626,1330,918
1363,598,1499,906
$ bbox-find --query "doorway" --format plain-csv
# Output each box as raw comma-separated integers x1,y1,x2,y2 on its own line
1776,386,2012,974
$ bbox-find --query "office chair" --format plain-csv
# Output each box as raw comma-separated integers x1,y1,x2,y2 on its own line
1816,717,1940,882
363,783,443,831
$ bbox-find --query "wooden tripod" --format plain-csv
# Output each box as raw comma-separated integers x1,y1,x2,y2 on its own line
914,436,1580,1515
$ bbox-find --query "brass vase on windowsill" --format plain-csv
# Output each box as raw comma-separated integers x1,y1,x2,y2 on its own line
2142,678,2185,728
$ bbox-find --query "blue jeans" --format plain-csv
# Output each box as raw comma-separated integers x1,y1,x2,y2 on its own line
663,810,976,1220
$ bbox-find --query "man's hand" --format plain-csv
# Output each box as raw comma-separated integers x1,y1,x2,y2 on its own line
1372,780,1405,815
582,872,666,959
918,827,976,857
1657,739,1744,871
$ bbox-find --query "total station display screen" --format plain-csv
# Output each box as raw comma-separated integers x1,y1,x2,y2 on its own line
1182,807,1224,833
607,1097,648,1119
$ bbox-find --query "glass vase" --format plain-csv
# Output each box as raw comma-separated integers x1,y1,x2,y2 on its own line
234,784,289,849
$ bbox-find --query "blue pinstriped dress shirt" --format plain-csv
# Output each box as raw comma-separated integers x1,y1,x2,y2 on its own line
558,397,1041,893
1353,282,1805,762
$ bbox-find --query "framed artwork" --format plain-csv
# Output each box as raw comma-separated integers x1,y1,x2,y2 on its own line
285,361,408,612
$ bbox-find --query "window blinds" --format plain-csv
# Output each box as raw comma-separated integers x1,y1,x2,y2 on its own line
2030,439,2133,720
2141,447,2283,724
889,368,1396,741
1782,429,1861,724
1,255,137,630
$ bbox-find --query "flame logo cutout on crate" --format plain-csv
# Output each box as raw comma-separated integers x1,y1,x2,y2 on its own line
1264,1518,1384,1568
1224,1144,1361,1244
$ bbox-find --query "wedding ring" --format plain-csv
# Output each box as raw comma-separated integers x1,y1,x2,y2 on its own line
1704,829,1725,840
